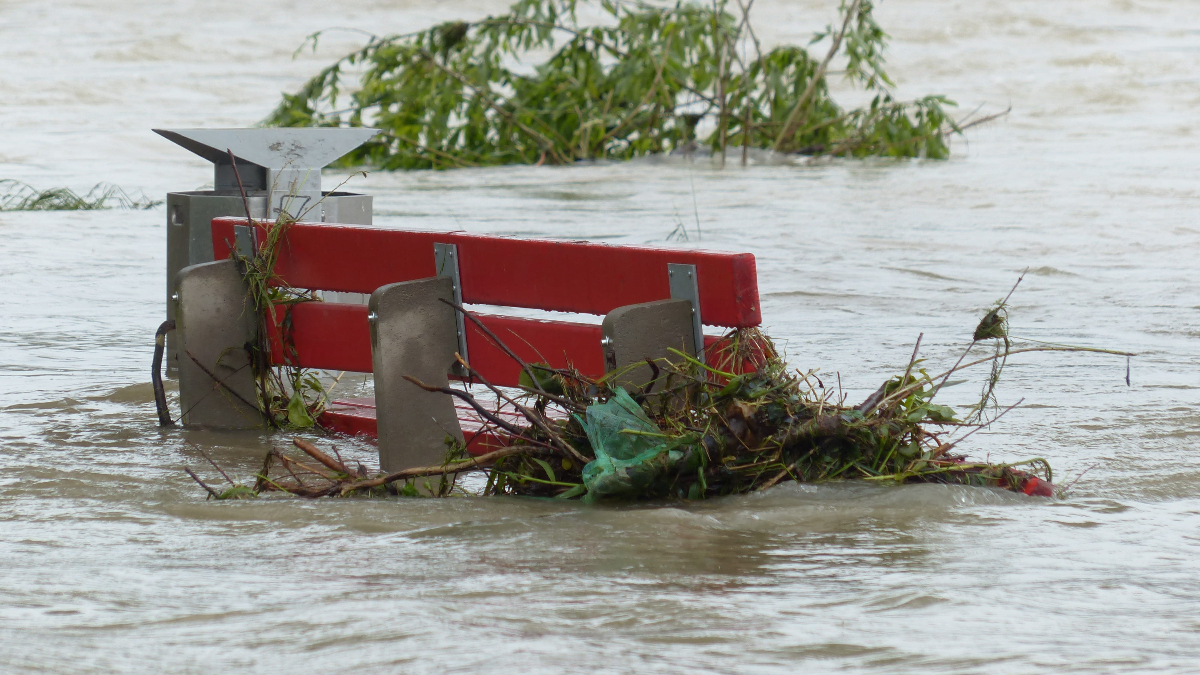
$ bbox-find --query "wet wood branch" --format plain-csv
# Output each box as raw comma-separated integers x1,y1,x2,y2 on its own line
293,437,360,478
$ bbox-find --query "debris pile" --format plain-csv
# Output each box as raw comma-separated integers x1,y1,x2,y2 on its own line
188,295,1126,502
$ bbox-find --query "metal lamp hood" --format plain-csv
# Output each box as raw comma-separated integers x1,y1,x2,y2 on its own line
153,128,380,175
153,128,380,217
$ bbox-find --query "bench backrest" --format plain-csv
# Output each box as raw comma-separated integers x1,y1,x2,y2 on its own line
211,217,760,386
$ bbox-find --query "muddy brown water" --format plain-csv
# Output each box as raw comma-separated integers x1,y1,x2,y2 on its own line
2,0,1199,672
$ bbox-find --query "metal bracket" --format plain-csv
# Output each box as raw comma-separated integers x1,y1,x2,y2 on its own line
233,224,257,259
668,263,704,364
272,193,314,221
600,335,616,371
434,243,469,371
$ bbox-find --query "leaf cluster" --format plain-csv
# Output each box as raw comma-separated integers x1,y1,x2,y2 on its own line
264,0,960,169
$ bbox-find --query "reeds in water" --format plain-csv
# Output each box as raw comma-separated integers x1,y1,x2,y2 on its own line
0,179,160,211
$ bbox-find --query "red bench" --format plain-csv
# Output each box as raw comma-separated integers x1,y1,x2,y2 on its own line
181,217,760,474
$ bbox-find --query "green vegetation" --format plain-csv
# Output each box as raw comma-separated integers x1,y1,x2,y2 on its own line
265,0,973,169
0,179,161,211
233,203,336,430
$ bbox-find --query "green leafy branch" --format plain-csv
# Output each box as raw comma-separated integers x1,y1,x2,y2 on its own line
264,0,976,169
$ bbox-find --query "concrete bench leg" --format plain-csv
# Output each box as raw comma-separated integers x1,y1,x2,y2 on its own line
175,259,264,428
370,277,465,488
601,298,697,393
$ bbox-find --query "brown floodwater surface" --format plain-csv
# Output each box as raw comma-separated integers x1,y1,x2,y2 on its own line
2,0,1199,672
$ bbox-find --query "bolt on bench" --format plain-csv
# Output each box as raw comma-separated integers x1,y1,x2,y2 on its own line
173,216,761,475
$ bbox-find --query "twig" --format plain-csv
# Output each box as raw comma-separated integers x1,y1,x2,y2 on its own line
253,450,276,492
865,345,1134,418
273,451,340,481
343,446,548,493
714,1,728,166
272,448,307,486
600,32,675,146
313,370,346,415
735,0,763,64
956,107,1011,132
402,375,527,437
190,443,235,485
452,353,590,466
1001,267,1028,306
438,298,582,411
182,350,259,415
772,0,861,151
184,468,220,499
329,445,347,470
932,270,1026,398
226,149,256,226
293,437,355,476
855,380,889,413
937,397,1024,453
759,448,817,491
393,134,480,168
755,464,789,491
1056,463,1098,495
439,298,539,383
641,357,663,397
901,333,923,391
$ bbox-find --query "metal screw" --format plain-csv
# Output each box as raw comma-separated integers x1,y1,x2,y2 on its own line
367,311,378,324
600,336,613,349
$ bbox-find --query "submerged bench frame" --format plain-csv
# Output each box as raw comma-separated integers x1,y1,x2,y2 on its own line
174,217,761,475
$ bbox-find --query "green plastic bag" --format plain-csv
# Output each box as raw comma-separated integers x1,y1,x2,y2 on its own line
579,388,677,502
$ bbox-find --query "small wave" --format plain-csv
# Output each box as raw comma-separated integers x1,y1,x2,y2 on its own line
1026,266,1078,277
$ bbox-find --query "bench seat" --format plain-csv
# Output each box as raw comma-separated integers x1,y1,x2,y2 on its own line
175,217,761,474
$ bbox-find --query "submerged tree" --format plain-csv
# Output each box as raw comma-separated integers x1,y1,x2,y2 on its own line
265,0,969,169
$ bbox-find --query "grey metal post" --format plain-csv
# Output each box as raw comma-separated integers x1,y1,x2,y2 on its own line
601,298,697,393
368,277,465,486
174,259,264,429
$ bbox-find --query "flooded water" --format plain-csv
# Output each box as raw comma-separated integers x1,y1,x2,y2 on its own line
3,0,1200,671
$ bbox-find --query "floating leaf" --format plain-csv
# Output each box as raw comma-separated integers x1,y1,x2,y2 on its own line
216,485,257,500
531,457,557,483
287,391,315,428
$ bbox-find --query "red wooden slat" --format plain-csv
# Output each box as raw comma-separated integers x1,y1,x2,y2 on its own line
263,307,755,381
265,305,744,381
319,399,376,437
265,301,604,386
212,218,760,327
463,315,604,385
266,302,373,372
